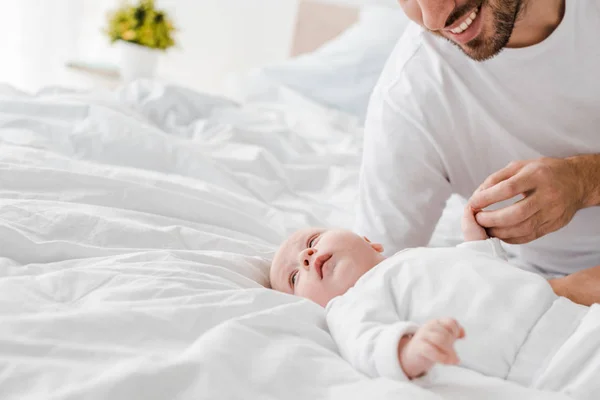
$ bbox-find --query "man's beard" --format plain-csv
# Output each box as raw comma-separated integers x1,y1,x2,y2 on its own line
438,0,523,62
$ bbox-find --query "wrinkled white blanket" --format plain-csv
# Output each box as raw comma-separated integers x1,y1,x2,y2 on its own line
0,81,569,400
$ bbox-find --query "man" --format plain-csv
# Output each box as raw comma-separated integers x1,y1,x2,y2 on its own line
355,0,600,303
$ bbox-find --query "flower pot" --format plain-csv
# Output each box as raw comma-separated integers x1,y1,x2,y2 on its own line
117,40,160,82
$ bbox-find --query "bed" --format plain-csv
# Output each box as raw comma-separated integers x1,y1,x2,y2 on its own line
0,2,571,399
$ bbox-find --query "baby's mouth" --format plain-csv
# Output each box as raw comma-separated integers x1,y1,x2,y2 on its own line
314,253,332,279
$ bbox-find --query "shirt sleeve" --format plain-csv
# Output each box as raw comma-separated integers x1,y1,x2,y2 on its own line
456,238,507,260
354,76,452,256
325,289,419,381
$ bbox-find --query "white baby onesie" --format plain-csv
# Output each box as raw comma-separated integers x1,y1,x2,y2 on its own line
326,239,600,398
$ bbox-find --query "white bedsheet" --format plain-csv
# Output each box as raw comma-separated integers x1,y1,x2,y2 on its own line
0,82,569,399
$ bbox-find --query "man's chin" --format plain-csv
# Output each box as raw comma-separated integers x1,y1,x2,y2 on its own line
460,44,503,62
446,34,506,62
448,2,519,62
432,31,497,62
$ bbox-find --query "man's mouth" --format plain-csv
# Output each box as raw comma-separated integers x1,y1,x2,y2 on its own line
447,6,480,34
443,5,483,45
314,254,332,279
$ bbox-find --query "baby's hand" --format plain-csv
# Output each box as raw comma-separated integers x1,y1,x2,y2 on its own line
399,318,466,379
461,205,489,241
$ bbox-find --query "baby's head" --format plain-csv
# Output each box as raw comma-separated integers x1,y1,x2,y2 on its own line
270,228,386,307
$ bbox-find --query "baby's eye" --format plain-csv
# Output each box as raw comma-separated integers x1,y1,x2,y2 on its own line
291,270,299,287
309,234,319,248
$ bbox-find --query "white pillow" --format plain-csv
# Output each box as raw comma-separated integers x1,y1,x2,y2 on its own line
236,6,410,123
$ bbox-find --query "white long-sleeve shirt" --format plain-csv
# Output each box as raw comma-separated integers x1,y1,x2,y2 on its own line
355,0,600,276
325,239,598,397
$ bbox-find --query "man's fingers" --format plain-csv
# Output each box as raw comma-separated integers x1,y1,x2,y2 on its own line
502,234,538,245
475,195,539,228
470,174,533,211
486,212,543,239
500,220,560,245
475,161,525,194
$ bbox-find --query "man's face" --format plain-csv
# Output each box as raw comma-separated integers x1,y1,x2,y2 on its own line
270,228,385,307
399,0,523,61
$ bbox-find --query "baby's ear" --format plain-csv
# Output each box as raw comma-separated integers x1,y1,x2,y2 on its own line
363,236,384,253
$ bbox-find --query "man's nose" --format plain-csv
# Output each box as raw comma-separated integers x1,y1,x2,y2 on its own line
299,248,315,271
418,0,455,31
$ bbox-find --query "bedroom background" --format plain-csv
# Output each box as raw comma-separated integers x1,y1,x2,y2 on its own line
0,0,397,99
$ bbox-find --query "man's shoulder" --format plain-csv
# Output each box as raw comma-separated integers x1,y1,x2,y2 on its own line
376,24,463,109
379,23,428,81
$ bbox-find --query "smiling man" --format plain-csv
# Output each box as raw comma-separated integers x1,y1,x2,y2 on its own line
402,0,538,61
355,0,600,289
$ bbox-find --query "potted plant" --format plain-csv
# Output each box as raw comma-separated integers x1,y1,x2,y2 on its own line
105,0,176,81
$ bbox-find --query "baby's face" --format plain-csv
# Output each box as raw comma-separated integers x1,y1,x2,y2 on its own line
270,228,385,307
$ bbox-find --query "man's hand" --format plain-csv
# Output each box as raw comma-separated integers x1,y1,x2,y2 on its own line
469,157,586,244
399,318,465,379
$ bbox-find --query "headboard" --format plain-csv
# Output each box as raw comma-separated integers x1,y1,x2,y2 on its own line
291,0,359,57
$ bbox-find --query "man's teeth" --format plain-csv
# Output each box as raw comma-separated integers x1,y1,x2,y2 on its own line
451,9,478,34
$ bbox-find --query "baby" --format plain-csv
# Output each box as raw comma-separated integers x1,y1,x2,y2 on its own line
270,207,600,397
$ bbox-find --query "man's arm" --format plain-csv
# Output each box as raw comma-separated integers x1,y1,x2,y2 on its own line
355,82,451,255
570,154,600,208
469,154,600,244
549,265,600,306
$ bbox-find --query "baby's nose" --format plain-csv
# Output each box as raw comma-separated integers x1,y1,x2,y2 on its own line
299,248,315,271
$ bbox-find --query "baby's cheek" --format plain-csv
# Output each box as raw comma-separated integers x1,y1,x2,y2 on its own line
300,283,333,308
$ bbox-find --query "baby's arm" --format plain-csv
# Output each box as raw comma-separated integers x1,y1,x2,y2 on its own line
459,204,508,260
326,292,419,381
398,318,465,378
326,288,464,380
461,204,489,242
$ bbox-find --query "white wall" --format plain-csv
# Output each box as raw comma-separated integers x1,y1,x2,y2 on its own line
155,0,299,95
153,0,400,94
0,0,80,91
